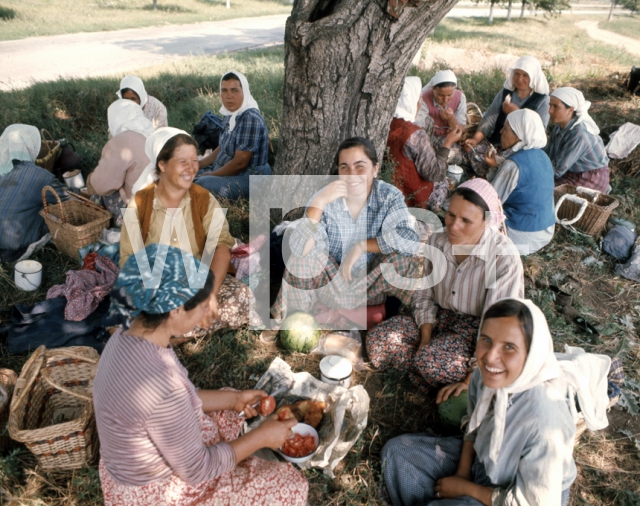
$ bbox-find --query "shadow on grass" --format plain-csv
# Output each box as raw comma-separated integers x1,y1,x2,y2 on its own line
142,3,195,12
0,5,16,20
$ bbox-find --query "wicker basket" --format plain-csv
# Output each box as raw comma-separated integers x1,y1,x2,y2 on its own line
0,369,18,453
8,346,99,470
39,187,111,261
554,184,619,237
35,129,61,173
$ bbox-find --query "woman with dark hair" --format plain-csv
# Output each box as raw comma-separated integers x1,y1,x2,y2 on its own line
272,136,422,329
116,75,167,132
380,299,577,506
196,71,271,199
367,179,524,390
120,128,260,340
95,244,308,505
545,87,610,193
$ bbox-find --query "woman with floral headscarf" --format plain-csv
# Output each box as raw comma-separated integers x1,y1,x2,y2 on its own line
367,179,524,390
95,244,308,506
116,75,168,132
0,124,69,262
546,87,610,193
381,299,577,506
485,109,555,255
387,76,463,209
196,70,271,200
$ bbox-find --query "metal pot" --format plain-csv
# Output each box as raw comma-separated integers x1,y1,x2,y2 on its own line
14,260,43,291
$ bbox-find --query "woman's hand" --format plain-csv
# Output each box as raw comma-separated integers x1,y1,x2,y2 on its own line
502,101,519,115
310,180,349,211
484,151,499,168
440,107,455,121
341,240,366,282
198,293,218,329
464,132,483,153
434,476,473,499
233,390,267,417
443,125,464,149
255,415,299,449
436,382,470,404
418,323,433,348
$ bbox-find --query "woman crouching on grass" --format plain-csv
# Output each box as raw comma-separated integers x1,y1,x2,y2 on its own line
94,244,308,506
381,299,576,506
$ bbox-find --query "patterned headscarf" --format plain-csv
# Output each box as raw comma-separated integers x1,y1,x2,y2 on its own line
0,124,41,177
109,243,209,321
457,178,506,230
116,75,149,108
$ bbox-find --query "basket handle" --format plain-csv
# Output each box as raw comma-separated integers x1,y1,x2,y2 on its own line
40,368,93,403
40,129,55,142
64,190,106,212
555,194,589,226
576,186,601,203
9,346,46,413
466,102,482,116
41,185,66,223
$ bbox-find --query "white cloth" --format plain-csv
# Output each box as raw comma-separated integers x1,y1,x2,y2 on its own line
116,76,149,108
393,76,422,122
108,99,155,139
503,56,550,95
551,87,600,136
0,124,41,177
505,108,548,153
219,70,260,132
131,127,189,195
468,298,563,464
606,122,640,159
426,69,457,88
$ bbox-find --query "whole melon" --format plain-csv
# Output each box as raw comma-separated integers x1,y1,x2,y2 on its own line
438,391,469,429
279,312,321,353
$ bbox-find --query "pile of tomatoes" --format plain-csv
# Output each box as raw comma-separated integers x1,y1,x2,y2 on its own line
281,433,316,458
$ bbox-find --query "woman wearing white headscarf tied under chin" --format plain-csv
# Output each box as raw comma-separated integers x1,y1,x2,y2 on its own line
464,56,550,177
196,71,271,200
116,75,168,132
484,109,555,255
387,76,463,209
545,87,610,193
381,298,578,506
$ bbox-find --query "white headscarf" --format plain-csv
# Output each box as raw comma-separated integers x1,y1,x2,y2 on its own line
219,70,260,132
503,56,549,95
505,109,548,153
394,76,422,122
108,99,155,138
131,127,190,195
468,298,562,464
116,76,149,108
426,69,457,89
0,124,41,177
551,87,600,135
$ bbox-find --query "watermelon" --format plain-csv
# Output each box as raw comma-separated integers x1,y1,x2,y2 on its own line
279,312,321,353
438,391,469,429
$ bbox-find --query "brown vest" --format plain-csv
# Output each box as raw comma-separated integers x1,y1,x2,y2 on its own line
134,183,210,256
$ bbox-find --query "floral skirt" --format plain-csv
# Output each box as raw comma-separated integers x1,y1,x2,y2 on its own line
366,308,480,390
99,410,308,506
555,166,610,194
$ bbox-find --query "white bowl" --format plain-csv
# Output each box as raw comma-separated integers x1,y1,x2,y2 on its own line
278,423,319,465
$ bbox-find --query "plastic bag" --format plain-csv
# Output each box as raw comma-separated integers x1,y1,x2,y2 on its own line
310,329,368,372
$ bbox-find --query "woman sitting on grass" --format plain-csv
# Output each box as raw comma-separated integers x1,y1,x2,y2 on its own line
545,87,610,193
464,56,550,176
0,124,69,263
116,75,168,132
485,109,555,256
196,70,271,200
388,76,463,210
381,299,576,506
367,179,523,391
87,99,153,225
95,244,308,506
120,128,260,341
272,136,422,329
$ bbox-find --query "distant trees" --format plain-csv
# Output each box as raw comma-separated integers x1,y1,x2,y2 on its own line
609,0,640,18
477,0,569,24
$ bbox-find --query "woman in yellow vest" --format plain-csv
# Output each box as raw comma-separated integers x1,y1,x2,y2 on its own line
119,128,260,341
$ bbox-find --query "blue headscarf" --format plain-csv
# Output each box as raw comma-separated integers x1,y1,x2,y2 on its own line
109,244,210,323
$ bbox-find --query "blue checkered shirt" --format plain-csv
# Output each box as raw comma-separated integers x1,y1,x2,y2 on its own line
214,108,269,169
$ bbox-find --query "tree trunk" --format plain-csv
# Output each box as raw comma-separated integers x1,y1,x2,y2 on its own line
507,0,513,20
274,0,459,177
520,0,526,18
488,0,495,24
608,0,616,20
153,0,157,10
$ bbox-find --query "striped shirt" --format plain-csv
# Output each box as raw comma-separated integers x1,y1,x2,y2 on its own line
544,118,609,176
93,329,236,486
412,226,524,327
214,109,269,169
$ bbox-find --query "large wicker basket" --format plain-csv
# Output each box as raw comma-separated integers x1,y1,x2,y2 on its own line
554,184,619,237
0,368,18,453
39,187,111,262
35,129,61,173
8,346,99,471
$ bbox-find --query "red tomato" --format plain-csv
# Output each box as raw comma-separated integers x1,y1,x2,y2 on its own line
282,433,317,458
259,396,276,417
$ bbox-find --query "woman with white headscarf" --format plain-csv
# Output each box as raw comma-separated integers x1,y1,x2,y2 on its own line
116,75,168,132
464,56,550,176
387,76,463,209
87,99,154,224
119,128,261,343
484,109,555,255
381,298,577,506
196,71,271,200
545,87,610,193
0,124,69,262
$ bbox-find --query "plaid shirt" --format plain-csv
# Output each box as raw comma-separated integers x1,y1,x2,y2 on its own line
545,118,609,176
290,180,420,273
214,108,269,169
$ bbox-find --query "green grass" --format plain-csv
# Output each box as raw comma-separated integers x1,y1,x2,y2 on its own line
0,0,291,41
601,15,640,40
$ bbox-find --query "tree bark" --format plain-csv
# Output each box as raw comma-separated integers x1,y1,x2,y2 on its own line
153,0,157,10
488,0,495,23
274,0,459,176
520,0,526,17
608,0,616,20
507,0,513,20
